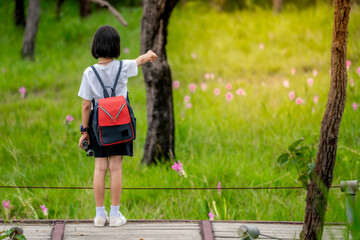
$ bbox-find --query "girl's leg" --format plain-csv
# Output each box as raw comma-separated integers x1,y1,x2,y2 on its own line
108,155,123,206
94,157,108,207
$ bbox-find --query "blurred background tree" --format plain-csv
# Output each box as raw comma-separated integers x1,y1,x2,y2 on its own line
14,0,25,26
21,0,40,59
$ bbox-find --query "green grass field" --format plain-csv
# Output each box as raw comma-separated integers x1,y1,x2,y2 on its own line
1,1,360,222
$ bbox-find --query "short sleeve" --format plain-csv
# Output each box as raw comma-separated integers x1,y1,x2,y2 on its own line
78,71,93,100
125,60,138,78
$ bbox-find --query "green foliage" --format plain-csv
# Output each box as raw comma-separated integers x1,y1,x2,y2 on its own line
208,0,330,11
277,138,316,189
1,1,360,223
0,223,26,240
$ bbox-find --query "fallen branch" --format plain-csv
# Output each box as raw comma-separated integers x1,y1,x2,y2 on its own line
89,0,128,27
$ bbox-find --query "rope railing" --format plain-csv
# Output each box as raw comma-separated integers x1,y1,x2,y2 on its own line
0,185,341,190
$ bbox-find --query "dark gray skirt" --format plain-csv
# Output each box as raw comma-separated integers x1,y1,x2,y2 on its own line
88,110,133,158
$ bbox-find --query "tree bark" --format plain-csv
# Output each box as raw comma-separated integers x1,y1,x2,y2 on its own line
79,0,91,18
273,0,283,13
141,0,178,165
56,0,65,19
22,0,40,59
14,0,26,26
302,0,351,239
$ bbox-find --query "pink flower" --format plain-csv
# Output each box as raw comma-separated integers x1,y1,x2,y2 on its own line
184,95,190,103
236,88,246,96
217,77,223,83
226,83,232,90
201,83,207,91
307,78,314,86
191,53,197,59
40,204,48,216
173,80,180,89
295,97,304,105
185,103,192,109
19,86,26,94
204,73,210,80
313,95,319,104
346,60,351,70
217,182,221,195
209,73,215,79
353,102,359,111
226,92,233,101
258,43,265,50
357,67,360,76
171,161,187,177
312,69,318,77
208,211,215,220
291,68,296,75
123,48,130,54
189,84,196,92
65,115,74,124
2,200,10,208
19,86,27,99
283,80,289,88
288,91,295,100
214,88,220,96
350,78,354,86
171,161,183,172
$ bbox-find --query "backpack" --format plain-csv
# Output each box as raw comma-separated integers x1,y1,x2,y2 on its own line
90,61,136,147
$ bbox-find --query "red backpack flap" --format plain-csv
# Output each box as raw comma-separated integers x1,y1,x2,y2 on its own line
98,96,131,127
97,96,134,146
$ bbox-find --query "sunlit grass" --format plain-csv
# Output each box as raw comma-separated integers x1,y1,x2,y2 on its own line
0,1,359,222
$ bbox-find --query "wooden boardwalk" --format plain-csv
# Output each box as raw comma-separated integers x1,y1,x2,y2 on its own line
0,219,349,240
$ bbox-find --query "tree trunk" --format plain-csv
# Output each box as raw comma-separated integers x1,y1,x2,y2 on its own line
56,0,65,19
141,0,178,165
79,0,91,18
273,0,283,13
302,0,351,239
14,0,25,26
22,0,40,59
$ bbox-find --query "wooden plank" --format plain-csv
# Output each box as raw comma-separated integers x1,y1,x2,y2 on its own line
0,223,52,239
212,223,348,240
214,222,346,229
65,238,199,240
65,230,201,236
0,221,349,240
64,222,202,240
52,221,65,240
200,220,215,240
65,223,199,229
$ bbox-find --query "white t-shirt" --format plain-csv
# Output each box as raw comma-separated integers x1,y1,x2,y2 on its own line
78,59,138,109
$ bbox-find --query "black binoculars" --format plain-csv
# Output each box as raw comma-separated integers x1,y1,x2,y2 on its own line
82,140,95,157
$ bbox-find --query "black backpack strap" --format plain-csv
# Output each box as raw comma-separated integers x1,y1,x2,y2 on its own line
90,65,110,98
126,91,130,104
111,60,123,97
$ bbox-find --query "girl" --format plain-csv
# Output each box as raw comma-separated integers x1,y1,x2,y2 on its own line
78,25,157,227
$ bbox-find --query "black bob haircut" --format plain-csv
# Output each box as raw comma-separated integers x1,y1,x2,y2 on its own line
91,25,121,59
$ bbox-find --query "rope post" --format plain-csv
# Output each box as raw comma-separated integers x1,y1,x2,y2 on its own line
340,180,359,225
238,225,260,240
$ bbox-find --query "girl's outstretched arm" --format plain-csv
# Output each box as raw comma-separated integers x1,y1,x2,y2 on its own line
135,50,158,66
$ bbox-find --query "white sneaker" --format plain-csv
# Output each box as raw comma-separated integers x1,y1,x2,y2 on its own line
94,215,109,227
109,212,127,227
